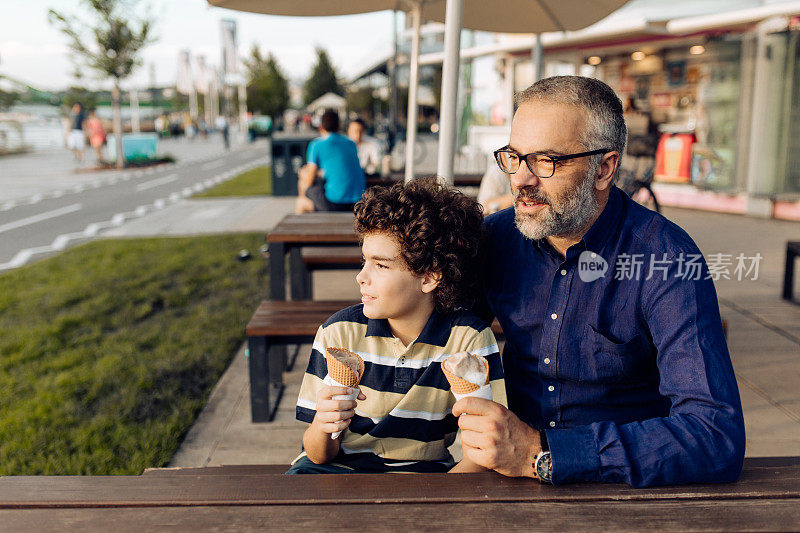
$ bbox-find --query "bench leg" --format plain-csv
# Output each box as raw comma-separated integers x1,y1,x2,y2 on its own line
289,247,313,300
248,335,271,423
783,248,796,301
248,335,286,423
269,242,286,301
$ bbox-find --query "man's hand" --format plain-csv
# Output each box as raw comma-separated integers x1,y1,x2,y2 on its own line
452,397,541,478
312,386,366,436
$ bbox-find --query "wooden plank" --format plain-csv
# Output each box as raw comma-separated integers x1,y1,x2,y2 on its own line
301,246,361,266
245,300,504,337
142,465,288,476
267,231,359,244
2,499,798,531
0,458,797,508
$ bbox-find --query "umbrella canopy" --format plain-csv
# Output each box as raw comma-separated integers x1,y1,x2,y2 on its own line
207,0,627,34
208,0,630,181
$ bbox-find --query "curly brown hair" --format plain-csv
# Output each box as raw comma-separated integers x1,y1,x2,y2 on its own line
354,177,484,313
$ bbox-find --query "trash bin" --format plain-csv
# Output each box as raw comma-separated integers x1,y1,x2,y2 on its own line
270,133,318,196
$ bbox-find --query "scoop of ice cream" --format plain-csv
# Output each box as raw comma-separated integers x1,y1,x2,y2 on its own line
442,351,488,386
327,347,362,380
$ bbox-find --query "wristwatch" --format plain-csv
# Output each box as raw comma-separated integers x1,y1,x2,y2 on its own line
533,451,553,483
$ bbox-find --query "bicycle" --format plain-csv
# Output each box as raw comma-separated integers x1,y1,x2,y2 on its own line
618,165,660,213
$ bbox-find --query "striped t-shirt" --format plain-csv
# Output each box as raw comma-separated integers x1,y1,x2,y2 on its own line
295,304,506,473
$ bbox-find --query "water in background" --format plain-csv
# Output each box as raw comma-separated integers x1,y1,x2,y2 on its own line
0,103,169,153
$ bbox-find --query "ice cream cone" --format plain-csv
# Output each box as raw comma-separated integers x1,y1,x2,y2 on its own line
442,365,483,394
325,347,364,387
324,347,364,439
442,352,491,401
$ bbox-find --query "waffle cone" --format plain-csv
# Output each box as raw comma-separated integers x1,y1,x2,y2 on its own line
442,356,489,395
325,347,364,388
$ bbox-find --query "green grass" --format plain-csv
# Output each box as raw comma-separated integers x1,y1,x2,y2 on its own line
0,234,268,475
193,165,272,197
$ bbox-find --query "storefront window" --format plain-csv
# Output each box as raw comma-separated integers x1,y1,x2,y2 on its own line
693,39,742,191
777,30,800,196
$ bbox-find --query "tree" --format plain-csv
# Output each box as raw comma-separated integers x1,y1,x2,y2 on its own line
243,45,290,121
49,0,154,168
303,47,342,106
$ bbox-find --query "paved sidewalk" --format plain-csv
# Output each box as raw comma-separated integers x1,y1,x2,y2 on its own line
164,203,800,469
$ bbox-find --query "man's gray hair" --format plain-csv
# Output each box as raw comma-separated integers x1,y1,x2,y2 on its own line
515,76,627,168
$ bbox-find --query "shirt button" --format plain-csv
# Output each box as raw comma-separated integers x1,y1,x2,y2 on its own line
590,253,597,258
548,385,555,392
543,358,550,364
549,421,556,428
560,269,567,276
550,313,557,320
399,356,406,365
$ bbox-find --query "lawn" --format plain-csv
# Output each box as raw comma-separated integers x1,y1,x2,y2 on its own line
0,234,267,475
193,165,273,197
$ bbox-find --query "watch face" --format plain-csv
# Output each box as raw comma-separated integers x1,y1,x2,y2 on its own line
536,452,552,483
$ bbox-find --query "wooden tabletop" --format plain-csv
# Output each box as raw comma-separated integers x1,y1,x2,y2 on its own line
267,212,357,244
0,457,797,531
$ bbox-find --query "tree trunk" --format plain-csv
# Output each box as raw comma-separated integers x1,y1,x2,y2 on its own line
112,81,124,169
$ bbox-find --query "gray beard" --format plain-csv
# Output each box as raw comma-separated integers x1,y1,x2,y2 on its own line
514,169,599,241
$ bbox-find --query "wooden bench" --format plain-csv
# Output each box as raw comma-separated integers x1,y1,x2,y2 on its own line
294,246,362,299
245,300,354,422
782,240,800,302
245,299,505,423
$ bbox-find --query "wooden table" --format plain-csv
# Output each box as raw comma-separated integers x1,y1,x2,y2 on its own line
1,457,797,531
266,212,358,301
368,171,484,188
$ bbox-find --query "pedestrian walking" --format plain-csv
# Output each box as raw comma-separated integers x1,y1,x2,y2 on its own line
216,115,230,150
85,109,106,164
67,102,86,161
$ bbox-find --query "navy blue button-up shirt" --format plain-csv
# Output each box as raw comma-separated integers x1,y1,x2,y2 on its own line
481,186,745,487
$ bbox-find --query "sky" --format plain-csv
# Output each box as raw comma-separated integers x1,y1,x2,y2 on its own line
0,0,397,91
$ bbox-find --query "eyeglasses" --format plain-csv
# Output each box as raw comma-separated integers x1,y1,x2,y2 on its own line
493,146,613,178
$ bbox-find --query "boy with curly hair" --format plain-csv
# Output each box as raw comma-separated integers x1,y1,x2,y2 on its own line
288,177,507,474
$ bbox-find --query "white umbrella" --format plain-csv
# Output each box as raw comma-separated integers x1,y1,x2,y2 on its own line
207,0,629,181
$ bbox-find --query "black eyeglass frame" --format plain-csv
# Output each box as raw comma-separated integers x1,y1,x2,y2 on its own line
493,146,614,178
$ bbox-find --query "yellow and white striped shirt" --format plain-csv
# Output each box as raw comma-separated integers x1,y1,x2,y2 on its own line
295,304,506,473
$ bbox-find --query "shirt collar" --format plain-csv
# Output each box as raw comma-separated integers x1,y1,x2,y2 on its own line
580,185,624,254
364,308,450,347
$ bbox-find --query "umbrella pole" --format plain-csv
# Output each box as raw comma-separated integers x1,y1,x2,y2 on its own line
532,33,544,82
435,0,463,184
404,3,422,183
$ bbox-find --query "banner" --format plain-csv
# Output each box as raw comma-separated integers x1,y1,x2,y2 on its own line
176,50,193,95
221,19,239,80
195,55,209,95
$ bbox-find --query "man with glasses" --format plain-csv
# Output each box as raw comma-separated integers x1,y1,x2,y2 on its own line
453,76,744,487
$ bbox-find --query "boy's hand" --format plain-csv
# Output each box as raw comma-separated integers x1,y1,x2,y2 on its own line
452,397,541,478
312,386,367,436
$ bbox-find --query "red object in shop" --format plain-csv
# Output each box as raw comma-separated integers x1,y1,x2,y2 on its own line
654,133,696,183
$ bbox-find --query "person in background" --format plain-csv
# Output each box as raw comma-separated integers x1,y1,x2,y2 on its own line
295,110,366,214
215,115,230,150
347,118,383,178
477,161,513,216
67,102,86,162
85,109,106,164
